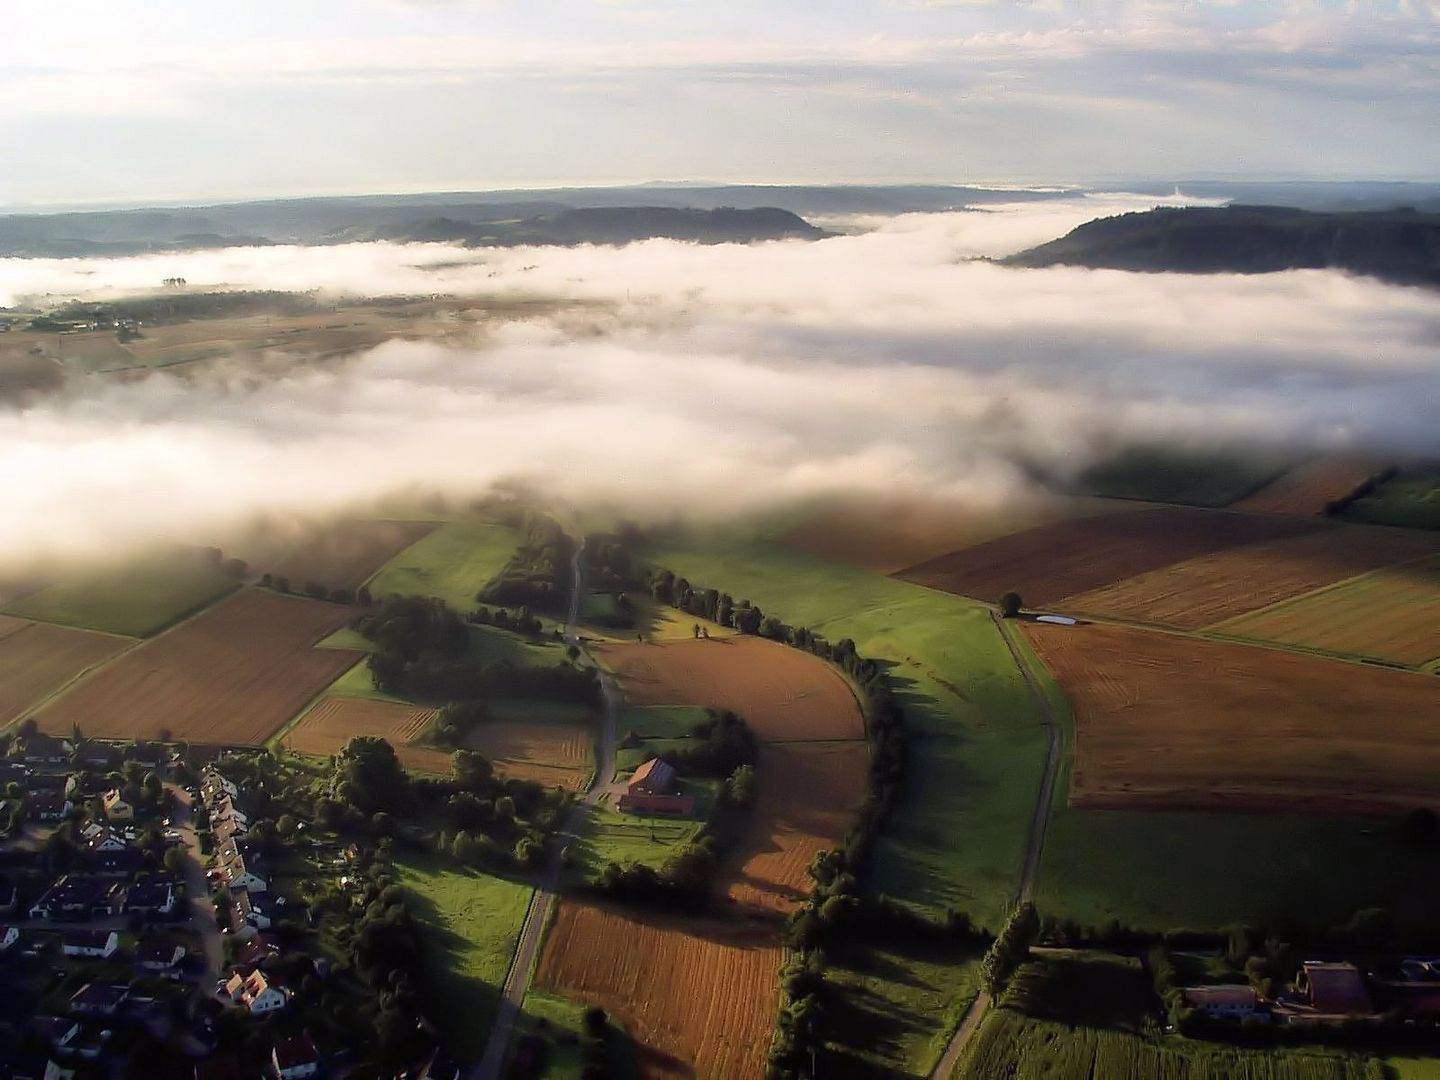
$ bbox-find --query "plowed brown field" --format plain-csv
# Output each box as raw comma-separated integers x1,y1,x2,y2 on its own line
594,637,864,742
897,507,1322,606
780,495,1143,575
37,590,359,744
1022,621,1440,814
463,718,591,786
721,741,871,913
0,622,132,726
537,901,781,1080
1061,524,1438,629
261,519,435,590
284,697,448,774
1220,556,1440,666
1236,456,1384,515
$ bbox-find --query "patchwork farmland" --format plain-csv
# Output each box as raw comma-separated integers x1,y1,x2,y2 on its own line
1059,523,1437,629
594,636,866,742
0,620,133,726
718,740,871,912
1220,555,1440,666
536,901,782,1080
257,518,436,590
36,589,360,744
1022,620,1440,814
283,696,449,775
896,506,1320,606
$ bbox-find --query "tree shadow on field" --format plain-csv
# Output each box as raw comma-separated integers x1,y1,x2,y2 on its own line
401,882,503,1062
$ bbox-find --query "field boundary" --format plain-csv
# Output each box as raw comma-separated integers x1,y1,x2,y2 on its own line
0,628,141,733
1208,552,1437,632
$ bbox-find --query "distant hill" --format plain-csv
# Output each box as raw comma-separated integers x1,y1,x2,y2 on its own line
1006,205,1440,287
0,201,828,257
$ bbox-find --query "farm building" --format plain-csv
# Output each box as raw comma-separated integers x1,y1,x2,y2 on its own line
1295,962,1373,1016
617,757,695,816
1182,985,1267,1020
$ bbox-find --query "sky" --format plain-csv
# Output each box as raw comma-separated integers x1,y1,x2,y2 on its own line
2,0,1438,206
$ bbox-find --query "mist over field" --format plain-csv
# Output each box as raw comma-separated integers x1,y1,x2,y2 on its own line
3,193,1440,565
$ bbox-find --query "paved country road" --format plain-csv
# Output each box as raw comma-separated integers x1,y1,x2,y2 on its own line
929,612,1063,1080
472,541,619,1080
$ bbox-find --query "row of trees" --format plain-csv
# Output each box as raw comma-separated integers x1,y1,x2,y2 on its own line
980,902,1039,995
480,513,573,613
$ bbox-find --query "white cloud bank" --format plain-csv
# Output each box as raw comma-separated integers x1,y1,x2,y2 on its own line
1,194,1439,565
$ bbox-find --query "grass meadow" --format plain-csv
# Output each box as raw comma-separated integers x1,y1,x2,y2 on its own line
366,517,522,611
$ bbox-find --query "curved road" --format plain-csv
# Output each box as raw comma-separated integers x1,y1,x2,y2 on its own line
929,612,1063,1080
473,540,619,1080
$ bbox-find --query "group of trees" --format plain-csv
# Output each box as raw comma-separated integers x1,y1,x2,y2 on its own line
262,573,373,607
981,902,1039,995
593,836,720,911
660,709,757,778
1323,466,1399,517
468,604,543,635
480,514,573,613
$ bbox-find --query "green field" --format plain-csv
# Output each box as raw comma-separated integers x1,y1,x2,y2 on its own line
564,781,716,881
956,953,1384,1080
1342,470,1440,531
395,855,534,1060
3,550,238,637
367,517,523,611
1076,444,1290,507
644,527,1050,932
514,989,638,1079
827,941,982,1078
614,705,710,774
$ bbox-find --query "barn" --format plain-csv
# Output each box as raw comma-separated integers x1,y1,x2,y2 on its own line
617,758,696,816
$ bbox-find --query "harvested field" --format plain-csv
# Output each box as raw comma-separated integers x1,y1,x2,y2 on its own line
463,717,591,790
260,519,436,590
1022,621,1440,814
0,622,132,727
1237,455,1385,515
537,901,781,1080
37,590,360,745
1061,523,1438,629
721,741,871,913
779,495,1140,576
1220,557,1440,666
284,697,449,774
594,637,864,743
896,506,1323,606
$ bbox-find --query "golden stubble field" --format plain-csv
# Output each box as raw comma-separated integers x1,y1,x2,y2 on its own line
1023,620,1440,814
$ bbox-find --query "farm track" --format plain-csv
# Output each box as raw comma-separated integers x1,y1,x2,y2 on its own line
930,612,1062,1080
473,541,619,1080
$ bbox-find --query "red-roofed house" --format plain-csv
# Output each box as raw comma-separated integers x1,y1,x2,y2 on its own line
617,758,695,816
271,1030,320,1079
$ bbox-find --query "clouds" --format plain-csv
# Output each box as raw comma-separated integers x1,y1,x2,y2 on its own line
1,196,1439,567
1,2,1438,203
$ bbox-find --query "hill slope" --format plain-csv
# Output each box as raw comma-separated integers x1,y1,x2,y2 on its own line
1006,205,1440,287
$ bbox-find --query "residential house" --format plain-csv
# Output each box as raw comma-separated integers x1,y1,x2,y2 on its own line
0,925,18,951
30,876,126,920
221,969,288,1014
212,814,249,843
135,939,186,972
200,769,238,805
0,874,16,914
233,934,281,973
126,878,176,915
101,788,134,822
28,792,73,822
216,838,267,894
67,982,129,1018
617,757,695,815
1183,985,1268,1019
30,1017,81,1054
15,734,70,765
194,1059,247,1080
271,1030,321,1080
1295,962,1373,1016
82,826,128,853
60,930,119,959
230,887,272,937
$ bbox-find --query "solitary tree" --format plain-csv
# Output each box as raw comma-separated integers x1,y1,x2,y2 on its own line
999,591,1024,619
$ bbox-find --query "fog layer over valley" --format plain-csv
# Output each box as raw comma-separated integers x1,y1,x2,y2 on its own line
2,193,1439,566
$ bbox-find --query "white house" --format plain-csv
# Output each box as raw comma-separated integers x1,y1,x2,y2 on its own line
60,930,119,959
222,970,288,1014
0,925,18,951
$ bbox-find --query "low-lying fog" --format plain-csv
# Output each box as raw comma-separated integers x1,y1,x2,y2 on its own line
1,192,1438,565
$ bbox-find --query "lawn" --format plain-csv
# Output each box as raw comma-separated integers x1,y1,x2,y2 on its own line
3,550,238,637
614,705,710,774
564,781,716,881
827,941,983,1078
514,989,638,1079
395,854,534,1061
644,528,1050,932
366,517,523,612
